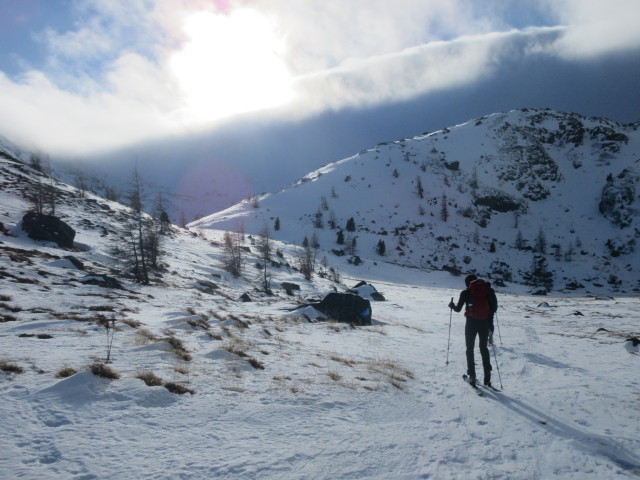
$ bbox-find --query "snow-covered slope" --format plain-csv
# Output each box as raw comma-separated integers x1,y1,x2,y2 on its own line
1,119,640,479
194,109,640,295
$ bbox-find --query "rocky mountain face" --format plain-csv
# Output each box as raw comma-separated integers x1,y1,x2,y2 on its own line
195,108,640,294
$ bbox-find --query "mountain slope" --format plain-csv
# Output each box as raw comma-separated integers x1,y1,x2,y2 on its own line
194,108,640,294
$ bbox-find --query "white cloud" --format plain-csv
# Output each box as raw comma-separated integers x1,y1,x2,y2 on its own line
544,0,640,57
0,0,638,156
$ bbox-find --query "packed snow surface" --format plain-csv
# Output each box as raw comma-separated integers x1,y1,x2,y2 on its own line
1,261,639,479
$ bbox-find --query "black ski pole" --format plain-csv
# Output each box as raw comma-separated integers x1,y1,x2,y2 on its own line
491,343,503,389
496,310,503,345
446,298,453,365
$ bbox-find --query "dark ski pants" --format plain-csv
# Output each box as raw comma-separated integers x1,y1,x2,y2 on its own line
465,318,492,380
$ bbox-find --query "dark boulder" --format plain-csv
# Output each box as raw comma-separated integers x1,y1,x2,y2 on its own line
79,274,123,289
239,293,252,302
281,282,301,295
64,256,85,270
314,292,372,326
21,212,75,248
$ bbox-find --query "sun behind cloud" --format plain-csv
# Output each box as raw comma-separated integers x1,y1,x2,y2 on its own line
170,8,294,122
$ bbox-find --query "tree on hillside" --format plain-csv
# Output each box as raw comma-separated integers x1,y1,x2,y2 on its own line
274,217,280,231
345,217,356,232
223,230,244,277
28,154,57,216
515,230,525,250
126,165,149,284
112,165,154,284
535,228,547,254
440,193,449,222
297,235,315,280
328,209,337,229
523,255,554,291
415,175,424,199
257,225,272,293
376,239,386,256
346,233,357,256
470,167,479,197
314,208,324,228
153,191,172,235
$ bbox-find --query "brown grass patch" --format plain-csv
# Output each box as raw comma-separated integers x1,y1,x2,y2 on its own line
136,370,164,386
0,360,24,374
89,362,120,379
55,367,78,378
164,382,195,395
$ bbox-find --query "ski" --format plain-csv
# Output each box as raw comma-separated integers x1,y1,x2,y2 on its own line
462,375,483,395
481,384,501,393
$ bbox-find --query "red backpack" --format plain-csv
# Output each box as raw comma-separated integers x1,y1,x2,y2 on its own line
466,278,490,320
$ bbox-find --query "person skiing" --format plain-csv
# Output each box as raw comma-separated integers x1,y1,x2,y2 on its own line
448,274,498,387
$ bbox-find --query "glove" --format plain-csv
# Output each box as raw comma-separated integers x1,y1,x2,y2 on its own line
448,301,455,310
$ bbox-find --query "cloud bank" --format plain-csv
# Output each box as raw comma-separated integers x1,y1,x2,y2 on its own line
0,0,638,156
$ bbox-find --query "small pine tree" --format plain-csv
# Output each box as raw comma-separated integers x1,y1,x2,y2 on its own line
314,209,323,228
415,175,424,199
440,193,449,222
535,228,547,254
336,229,345,245
274,217,280,231
345,217,356,232
523,255,554,291
328,210,337,229
376,239,386,256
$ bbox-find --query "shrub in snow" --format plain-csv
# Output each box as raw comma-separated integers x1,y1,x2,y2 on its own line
55,367,78,379
136,370,163,387
89,362,120,380
164,382,194,395
0,360,24,374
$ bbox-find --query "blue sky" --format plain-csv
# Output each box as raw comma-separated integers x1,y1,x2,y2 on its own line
1,0,640,219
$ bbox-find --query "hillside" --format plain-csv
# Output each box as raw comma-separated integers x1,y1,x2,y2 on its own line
194,108,640,295
1,119,640,479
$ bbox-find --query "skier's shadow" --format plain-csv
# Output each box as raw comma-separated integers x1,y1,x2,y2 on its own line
483,390,640,473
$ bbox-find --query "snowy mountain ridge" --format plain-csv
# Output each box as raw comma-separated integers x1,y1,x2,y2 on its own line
194,108,640,295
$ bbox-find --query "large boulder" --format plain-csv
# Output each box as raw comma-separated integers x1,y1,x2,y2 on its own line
21,212,75,248
313,292,372,326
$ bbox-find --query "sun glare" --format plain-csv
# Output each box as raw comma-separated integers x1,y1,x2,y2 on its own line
170,9,293,122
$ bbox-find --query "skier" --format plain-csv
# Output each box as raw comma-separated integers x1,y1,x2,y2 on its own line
448,274,497,387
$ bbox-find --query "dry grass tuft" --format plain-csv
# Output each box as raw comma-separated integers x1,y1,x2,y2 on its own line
0,360,24,374
247,358,265,370
90,362,120,379
136,370,164,386
135,328,158,342
55,367,78,378
164,382,195,395
120,318,142,328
